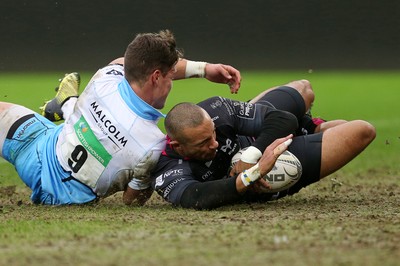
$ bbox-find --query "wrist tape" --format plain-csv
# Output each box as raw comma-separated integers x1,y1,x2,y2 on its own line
185,61,207,78
241,146,262,164
240,163,261,186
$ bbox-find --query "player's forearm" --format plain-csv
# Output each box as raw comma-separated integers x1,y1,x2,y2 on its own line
252,110,298,152
179,177,241,210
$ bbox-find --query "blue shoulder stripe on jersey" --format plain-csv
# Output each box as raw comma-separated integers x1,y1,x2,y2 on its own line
118,78,166,120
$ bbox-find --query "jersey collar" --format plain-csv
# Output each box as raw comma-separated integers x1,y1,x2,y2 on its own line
162,135,191,160
118,78,166,121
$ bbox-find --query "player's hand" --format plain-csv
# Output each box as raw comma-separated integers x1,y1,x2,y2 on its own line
257,135,293,176
252,179,272,192
204,63,241,94
123,186,154,206
230,160,255,177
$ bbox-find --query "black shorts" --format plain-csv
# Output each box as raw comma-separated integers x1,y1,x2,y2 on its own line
284,132,322,195
243,132,323,202
256,86,306,122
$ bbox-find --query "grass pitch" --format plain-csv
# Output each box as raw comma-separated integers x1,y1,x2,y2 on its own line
0,70,399,266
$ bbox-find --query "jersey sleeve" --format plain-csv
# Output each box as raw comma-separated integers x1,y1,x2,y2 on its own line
152,155,242,209
151,157,199,205
128,141,165,190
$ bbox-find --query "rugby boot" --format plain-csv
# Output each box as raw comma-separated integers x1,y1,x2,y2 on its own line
40,72,80,121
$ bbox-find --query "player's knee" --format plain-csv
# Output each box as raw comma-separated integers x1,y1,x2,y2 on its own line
287,79,315,107
356,120,376,145
299,79,315,105
0,102,14,113
287,79,312,91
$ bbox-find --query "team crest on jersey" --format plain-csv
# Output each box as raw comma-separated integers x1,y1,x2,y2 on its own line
155,174,164,187
210,99,223,109
219,138,237,155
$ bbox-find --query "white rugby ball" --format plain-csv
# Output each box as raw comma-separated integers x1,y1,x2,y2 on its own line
231,148,302,193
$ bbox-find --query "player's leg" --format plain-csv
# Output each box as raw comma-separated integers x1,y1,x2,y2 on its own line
268,119,376,199
319,119,376,177
251,79,344,135
0,102,60,193
250,79,315,113
251,84,307,122
40,72,80,122
0,102,35,158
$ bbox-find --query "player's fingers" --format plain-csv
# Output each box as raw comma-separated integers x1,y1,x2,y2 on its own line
224,66,241,94
272,135,293,157
257,178,272,189
218,65,240,93
228,79,241,94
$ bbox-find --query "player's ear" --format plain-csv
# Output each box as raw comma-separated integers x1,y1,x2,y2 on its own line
170,139,185,153
169,139,180,148
151,69,161,84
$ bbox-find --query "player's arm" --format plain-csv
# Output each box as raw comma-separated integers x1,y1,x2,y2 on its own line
230,102,298,175
180,136,292,209
123,186,153,206
123,176,154,206
173,59,241,94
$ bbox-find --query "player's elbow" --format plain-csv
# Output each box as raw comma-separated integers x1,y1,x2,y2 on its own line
274,110,299,133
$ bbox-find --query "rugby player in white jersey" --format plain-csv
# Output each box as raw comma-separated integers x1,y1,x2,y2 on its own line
0,30,241,205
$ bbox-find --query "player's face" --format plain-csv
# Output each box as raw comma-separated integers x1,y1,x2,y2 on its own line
153,65,176,109
179,116,219,161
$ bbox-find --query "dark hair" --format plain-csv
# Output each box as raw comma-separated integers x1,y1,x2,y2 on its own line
165,102,206,143
124,29,183,85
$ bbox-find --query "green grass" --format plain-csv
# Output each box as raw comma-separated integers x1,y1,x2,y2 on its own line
0,71,399,266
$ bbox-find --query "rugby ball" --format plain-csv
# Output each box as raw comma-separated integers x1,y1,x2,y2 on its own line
231,148,302,193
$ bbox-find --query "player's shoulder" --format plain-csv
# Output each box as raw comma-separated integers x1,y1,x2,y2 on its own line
88,64,125,84
154,153,191,176
197,96,225,110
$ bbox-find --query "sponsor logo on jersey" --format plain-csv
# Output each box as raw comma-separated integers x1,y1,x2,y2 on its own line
79,122,88,133
155,169,184,189
106,69,123,76
164,169,184,177
201,170,213,180
74,117,112,166
233,101,255,119
155,170,186,198
89,101,128,148
162,178,184,198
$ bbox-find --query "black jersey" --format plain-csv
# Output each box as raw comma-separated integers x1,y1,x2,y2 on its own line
152,95,299,206
152,85,329,209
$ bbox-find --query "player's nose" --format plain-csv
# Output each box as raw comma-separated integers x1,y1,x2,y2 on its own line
210,139,219,150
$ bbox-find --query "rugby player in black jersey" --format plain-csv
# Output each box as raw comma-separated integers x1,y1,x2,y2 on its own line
149,80,376,210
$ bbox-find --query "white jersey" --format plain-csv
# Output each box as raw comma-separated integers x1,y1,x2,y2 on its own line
56,64,166,197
